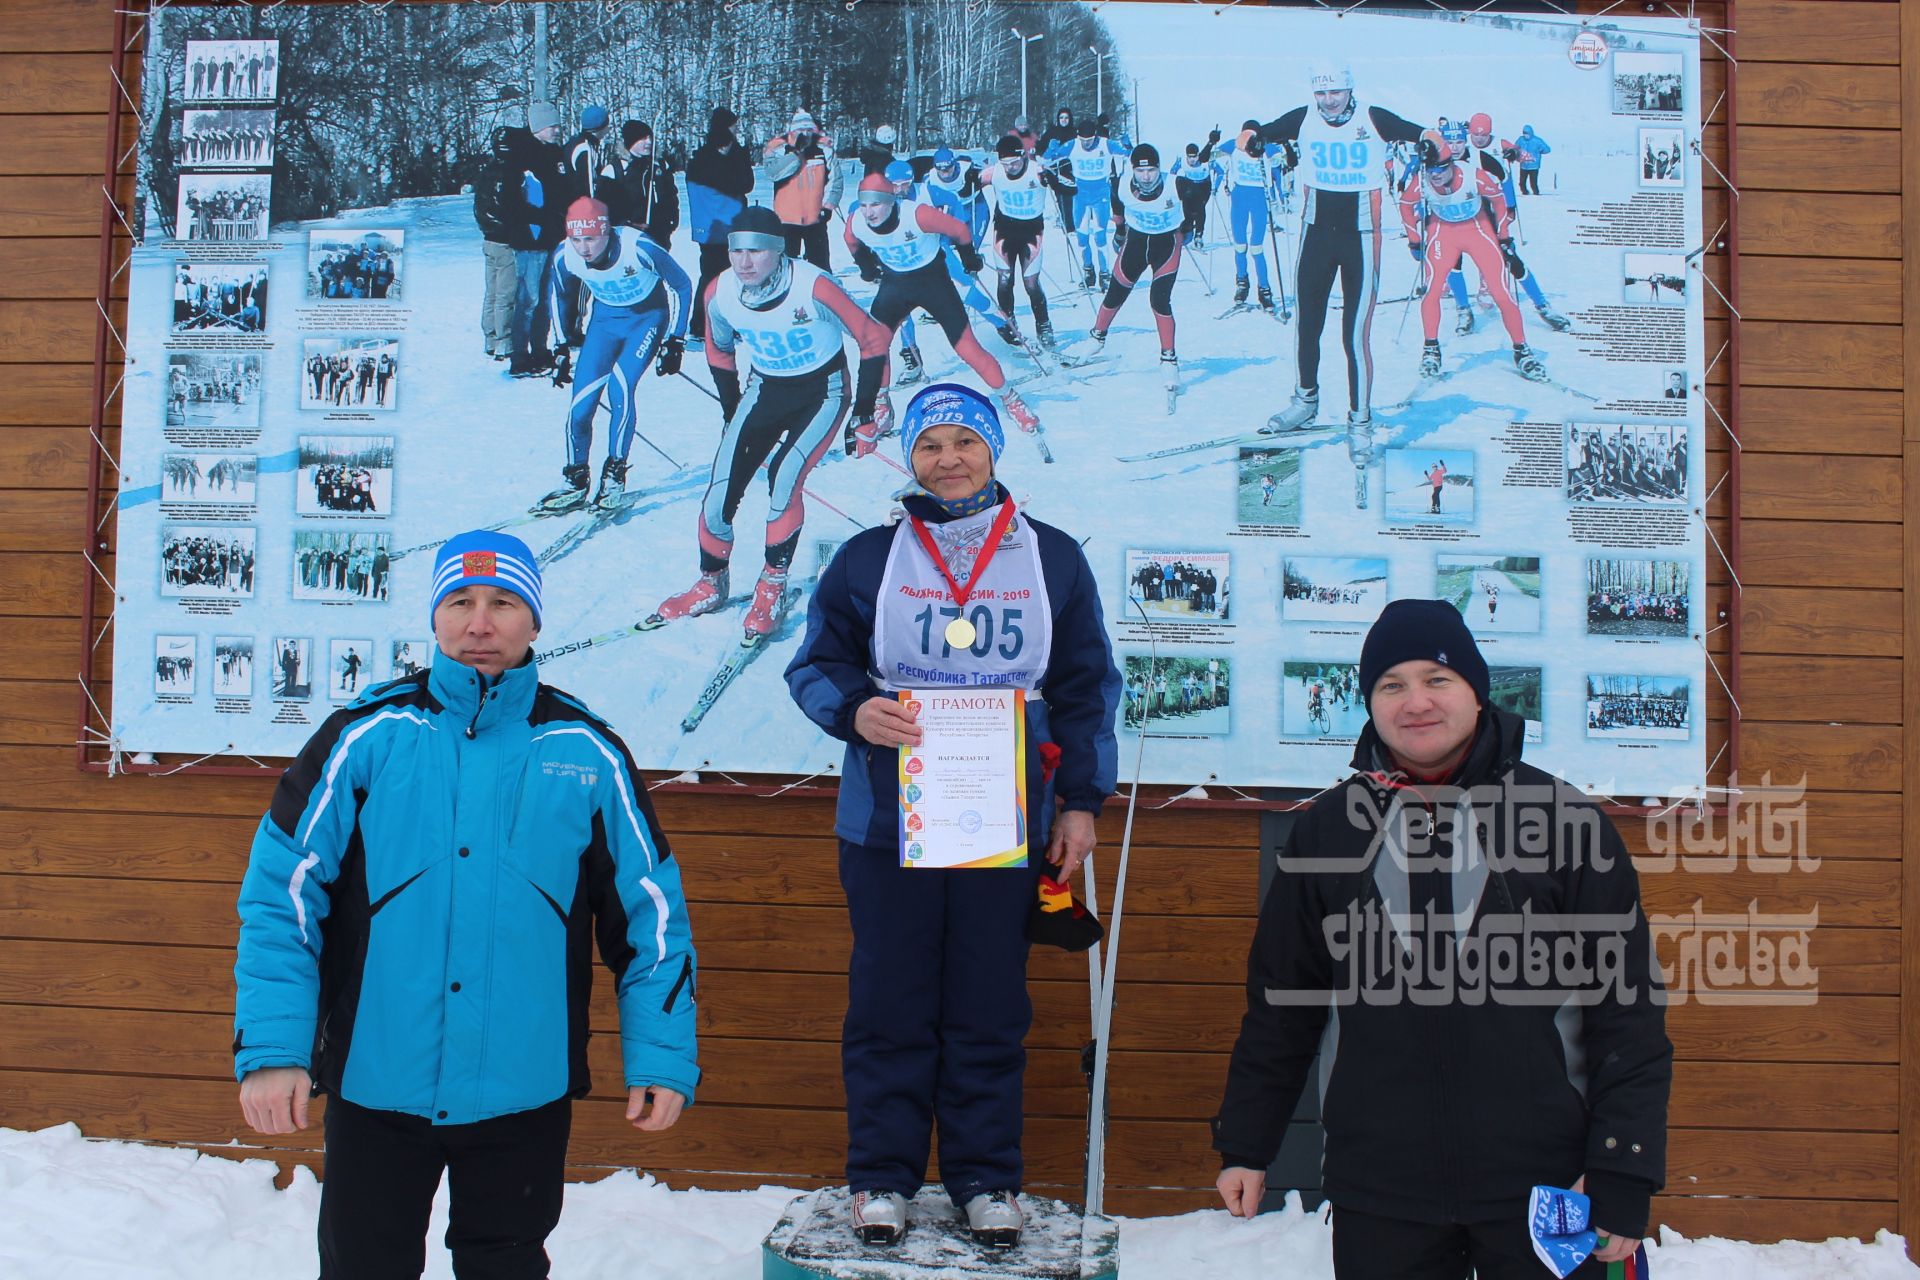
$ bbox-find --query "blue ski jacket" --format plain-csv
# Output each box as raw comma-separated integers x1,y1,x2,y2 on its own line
233,649,700,1125
784,487,1123,850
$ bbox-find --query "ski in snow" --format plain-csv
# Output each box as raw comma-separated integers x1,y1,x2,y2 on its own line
679,586,806,733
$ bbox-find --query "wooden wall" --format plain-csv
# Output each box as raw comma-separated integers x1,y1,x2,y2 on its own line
0,0,1911,1248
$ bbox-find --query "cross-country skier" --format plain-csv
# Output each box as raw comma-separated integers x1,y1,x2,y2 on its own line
1172,135,1219,247
1453,113,1570,333
533,197,693,514
978,135,1058,352
1399,129,1549,385
1044,120,1129,289
923,145,988,248
642,205,890,640
1213,121,1285,312
1426,458,1448,513
1257,61,1426,470
895,160,1013,374
845,172,1042,438
1086,144,1185,409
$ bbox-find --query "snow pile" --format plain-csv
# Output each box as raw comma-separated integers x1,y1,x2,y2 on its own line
4,1125,1918,1279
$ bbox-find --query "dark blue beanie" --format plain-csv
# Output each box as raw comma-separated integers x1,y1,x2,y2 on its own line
1358,598,1489,710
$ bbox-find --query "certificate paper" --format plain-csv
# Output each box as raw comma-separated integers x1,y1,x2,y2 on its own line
897,688,1028,869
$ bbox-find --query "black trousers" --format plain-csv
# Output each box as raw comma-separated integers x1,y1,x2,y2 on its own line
690,241,730,339
318,1094,571,1280
783,220,831,270
1331,1205,1607,1280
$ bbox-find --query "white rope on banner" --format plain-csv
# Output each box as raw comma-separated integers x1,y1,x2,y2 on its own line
1693,260,1740,323
1703,337,1730,381
95,298,128,356
1702,388,1740,451
76,674,124,775
650,770,704,790
87,426,122,478
1703,519,1742,593
1701,640,1742,721
91,603,116,653
1695,146,1739,202
157,748,236,776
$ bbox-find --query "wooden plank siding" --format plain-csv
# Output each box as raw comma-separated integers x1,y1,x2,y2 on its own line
0,0,1910,1253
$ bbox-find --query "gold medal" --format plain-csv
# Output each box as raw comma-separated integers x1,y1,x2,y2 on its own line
944,617,978,649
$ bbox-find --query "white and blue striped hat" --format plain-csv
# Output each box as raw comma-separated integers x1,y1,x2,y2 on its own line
430,530,544,629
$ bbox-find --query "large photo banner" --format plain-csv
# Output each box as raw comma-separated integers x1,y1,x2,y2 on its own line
115,1,1707,796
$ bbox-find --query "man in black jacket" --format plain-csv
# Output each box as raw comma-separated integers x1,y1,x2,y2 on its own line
607,121,680,249
473,125,518,360
684,107,754,343
1213,599,1669,1278
504,103,571,376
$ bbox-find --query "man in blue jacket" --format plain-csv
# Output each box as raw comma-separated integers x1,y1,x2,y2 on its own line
235,530,699,1279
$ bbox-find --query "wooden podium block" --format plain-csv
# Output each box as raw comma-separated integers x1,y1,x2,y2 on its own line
762,1187,1120,1279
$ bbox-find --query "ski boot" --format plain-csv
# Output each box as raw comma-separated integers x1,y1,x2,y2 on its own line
742,565,791,640
845,416,881,458
1514,343,1549,382
1454,307,1475,336
999,386,1041,435
1233,276,1250,305
531,462,590,515
894,344,925,387
1034,319,1058,352
1161,350,1181,413
850,1190,909,1247
1098,269,1112,291
1346,411,1380,510
1088,327,1108,351
593,457,628,513
963,1191,1023,1250
1261,388,1319,434
1082,265,1097,288
1257,285,1277,314
640,568,729,629
1535,304,1571,332
1420,340,1444,379
874,391,896,437
995,321,1024,348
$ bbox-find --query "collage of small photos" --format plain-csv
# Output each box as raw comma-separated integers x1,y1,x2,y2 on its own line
153,38,421,721
1116,547,1693,752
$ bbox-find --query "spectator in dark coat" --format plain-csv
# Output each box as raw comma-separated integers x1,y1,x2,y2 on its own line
607,120,681,249
684,107,755,342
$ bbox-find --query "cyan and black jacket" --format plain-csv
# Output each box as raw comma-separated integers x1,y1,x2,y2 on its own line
234,649,699,1124
1212,708,1671,1234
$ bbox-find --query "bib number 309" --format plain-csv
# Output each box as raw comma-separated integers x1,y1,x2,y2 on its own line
915,603,1024,660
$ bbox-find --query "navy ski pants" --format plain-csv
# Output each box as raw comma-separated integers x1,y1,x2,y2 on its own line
839,838,1042,1203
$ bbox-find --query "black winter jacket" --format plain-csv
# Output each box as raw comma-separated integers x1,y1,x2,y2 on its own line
1211,708,1671,1235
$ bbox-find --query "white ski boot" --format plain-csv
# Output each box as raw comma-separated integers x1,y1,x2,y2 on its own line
1514,343,1549,382
894,344,925,387
1454,306,1475,335
1262,388,1320,434
1420,341,1444,379
1535,304,1571,332
593,457,628,513
1161,350,1180,414
850,1190,909,1247
1346,412,1380,510
531,463,590,515
962,1190,1023,1249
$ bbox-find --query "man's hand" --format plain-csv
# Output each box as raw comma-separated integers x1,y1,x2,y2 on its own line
1407,239,1424,261
551,346,574,389
238,1066,312,1135
1572,1175,1639,1263
655,334,685,378
1216,1166,1266,1219
626,1085,686,1132
1046,808,1097,883
956,243,985,275
853,695,921,747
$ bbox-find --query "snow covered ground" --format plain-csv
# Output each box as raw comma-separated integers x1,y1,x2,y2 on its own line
5,1125,1918,1279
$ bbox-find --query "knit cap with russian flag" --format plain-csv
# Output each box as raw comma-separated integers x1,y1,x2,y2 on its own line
430,530,544,630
